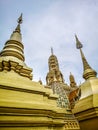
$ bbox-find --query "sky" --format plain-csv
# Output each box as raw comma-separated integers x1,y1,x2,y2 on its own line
0,0,98,85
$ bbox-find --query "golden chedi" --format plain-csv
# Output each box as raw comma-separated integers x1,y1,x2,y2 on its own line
0,15,80,130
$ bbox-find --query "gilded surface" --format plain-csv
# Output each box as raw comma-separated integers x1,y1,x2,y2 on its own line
0,16,80,130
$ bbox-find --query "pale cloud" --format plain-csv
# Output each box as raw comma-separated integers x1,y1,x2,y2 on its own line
0,0,98,85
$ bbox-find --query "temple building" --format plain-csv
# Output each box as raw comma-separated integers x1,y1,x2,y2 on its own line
0,15,98,130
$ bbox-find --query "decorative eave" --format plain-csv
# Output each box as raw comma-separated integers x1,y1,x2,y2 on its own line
0,59,32,80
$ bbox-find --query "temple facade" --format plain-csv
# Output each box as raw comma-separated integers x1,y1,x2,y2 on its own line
0,15,98,130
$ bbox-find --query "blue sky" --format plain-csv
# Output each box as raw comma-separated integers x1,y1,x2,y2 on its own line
0,0,98,85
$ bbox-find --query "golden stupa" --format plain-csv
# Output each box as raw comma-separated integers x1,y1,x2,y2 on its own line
0,15,98,130
0,15,80,130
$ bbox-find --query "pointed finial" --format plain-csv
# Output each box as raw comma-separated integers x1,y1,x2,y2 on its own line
17,13,23,24
75,34,83,49
69,72,76,87
39,78,42,85
70,72,72,75
51,47,54,55
69,72,74,80
14,13,23,33
10,14,23,41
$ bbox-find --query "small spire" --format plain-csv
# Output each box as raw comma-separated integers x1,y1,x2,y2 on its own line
75,34,97,80
10,14,23,42
69,72,77,88
39,78,42,85
51,47,54,55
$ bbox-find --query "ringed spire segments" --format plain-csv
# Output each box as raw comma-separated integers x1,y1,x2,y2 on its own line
75,34,97,80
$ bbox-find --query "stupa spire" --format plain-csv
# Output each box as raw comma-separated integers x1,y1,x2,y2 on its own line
10,13,23,42
75,35,97,80
46,49,64,85
0,14,24,61
0,14,32,80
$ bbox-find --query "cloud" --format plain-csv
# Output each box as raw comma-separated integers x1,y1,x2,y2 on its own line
0,0,98,85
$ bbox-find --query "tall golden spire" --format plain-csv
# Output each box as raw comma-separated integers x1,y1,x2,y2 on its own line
0,14,24,61
46,49,64,85
0,14,32,80
75,35,97,80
